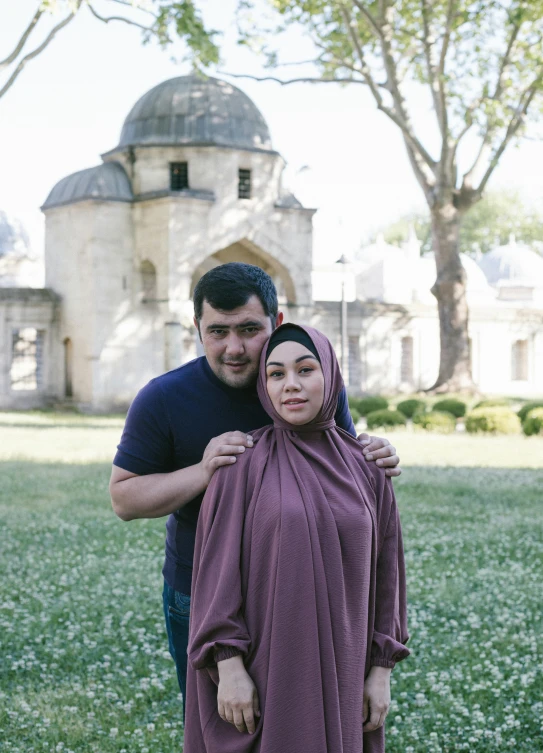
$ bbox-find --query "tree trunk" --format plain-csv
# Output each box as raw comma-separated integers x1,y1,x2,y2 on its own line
428,204,476,393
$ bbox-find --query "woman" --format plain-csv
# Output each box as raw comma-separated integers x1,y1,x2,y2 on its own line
184,324,409,753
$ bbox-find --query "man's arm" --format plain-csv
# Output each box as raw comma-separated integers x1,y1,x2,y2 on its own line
335,388,402,477
110,464,206,521
110,431,254,521
334,386,357,437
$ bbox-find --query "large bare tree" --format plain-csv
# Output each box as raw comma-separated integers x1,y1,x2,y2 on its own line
229,0,543,392
0,0,219,102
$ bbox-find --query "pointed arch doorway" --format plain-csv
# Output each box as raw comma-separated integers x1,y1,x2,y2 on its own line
190,239,296,306
63,337,73,398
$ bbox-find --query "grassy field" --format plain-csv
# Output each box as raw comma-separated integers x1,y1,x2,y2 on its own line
1,412,542,752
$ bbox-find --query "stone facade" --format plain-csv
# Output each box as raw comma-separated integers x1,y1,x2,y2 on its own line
41,151,314,409
313,299,543,397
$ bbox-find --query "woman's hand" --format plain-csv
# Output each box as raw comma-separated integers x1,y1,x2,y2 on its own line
217,655,261,735
363,666,392,732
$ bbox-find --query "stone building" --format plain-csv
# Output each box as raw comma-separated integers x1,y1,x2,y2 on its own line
313,234,543,397
0,74,542,409
0,75,314,410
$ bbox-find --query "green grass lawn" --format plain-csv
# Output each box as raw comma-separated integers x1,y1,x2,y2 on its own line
1,413,542,752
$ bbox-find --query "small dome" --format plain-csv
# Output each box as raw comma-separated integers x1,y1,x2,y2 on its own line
275,192,303,209
478,236,543,287
42,162,133,210
0,210,30,257
417,253,495,302
354,234,403,269
116,74,273,153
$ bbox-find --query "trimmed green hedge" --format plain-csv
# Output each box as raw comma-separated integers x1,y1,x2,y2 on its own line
518,401,543,422
474,398,510,409
396,398,427,418
349,396,389,416
413,410,456,433
366,409,407,430
522,408,543,436
432,398,467,418
465,407,521,434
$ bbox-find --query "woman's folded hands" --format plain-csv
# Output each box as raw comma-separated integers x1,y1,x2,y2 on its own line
217,655,261,735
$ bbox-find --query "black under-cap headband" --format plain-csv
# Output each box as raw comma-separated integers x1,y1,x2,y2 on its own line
266,324,321,362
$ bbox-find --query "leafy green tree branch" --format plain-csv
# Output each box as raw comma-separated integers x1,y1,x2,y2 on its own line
0,0,219,102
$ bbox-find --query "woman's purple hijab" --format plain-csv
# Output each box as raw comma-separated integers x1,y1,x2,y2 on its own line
184,324,409,753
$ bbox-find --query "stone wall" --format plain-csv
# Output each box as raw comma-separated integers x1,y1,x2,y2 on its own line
0,288,61,409
312,299,543,397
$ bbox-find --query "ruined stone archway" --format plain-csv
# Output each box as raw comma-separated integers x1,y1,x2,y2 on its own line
190,238,296,306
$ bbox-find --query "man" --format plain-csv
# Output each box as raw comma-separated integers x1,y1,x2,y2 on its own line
110,263,401,722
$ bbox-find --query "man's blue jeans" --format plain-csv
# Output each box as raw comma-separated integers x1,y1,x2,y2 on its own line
163,580,191,725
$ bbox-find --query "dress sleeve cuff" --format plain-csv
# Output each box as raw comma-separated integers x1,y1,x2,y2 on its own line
213,645,244,663
370,631,410,669
370,657,397,669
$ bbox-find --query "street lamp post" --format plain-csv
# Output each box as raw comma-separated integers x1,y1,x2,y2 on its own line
335,254,348,378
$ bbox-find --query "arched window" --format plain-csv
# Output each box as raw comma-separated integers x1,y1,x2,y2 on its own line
140,260,157,303
63,338,73,398
511,339,528,381
10,328,44,391
401,336,414,384
347,336,360,390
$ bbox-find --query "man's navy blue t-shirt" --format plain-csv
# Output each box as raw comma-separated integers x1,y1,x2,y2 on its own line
114,356,356,596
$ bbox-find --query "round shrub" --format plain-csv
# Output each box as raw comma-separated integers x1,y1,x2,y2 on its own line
396,398,426,418
350,408,361,426
366,409,406,431
353,396,389,416
432,398,467,418
465,407,521,434
474,398,510,409
518,401,543,422
522,408,543,436
413,410,456,433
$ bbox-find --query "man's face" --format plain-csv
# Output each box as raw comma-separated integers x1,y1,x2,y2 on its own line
196,295,283,389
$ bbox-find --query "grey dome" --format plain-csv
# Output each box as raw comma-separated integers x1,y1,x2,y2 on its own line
478,236,543,287
0,210,30,257
42,162,133,210
420,252,494,300
275,192,303,209
117,75,274,152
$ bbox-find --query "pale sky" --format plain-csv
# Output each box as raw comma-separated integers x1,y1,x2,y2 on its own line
1,0,543,265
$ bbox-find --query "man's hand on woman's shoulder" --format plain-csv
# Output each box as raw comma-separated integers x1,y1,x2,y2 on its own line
357,434,401,477
199,431,255,485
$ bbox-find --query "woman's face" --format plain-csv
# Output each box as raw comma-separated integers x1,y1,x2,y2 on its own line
266,340,325,425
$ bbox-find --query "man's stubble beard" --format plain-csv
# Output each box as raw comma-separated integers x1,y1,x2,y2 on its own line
215,360,260,389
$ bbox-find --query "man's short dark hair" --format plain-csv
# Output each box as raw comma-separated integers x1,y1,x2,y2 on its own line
193,263,279,323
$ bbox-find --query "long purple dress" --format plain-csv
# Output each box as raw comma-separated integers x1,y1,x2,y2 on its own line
184,326,409,753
